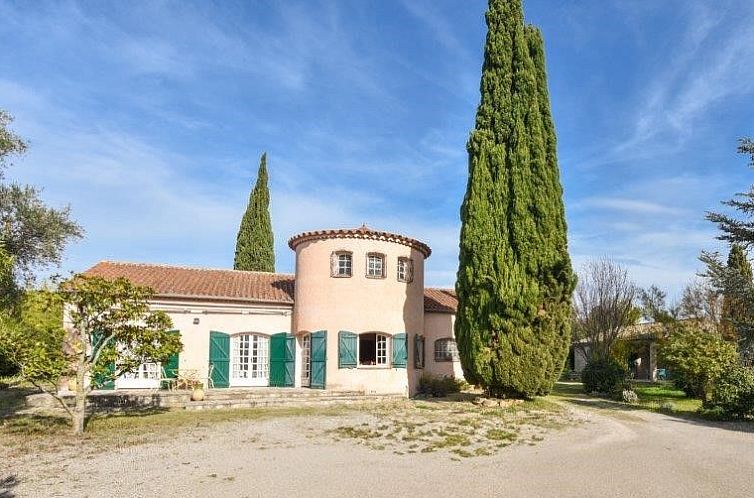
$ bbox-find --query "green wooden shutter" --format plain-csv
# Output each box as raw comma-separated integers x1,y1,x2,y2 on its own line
209,331,230,388
269,332,288,387
414,334,425,369
284,334,296,387
164,330,180,377
91,330,115,390
392,333,407,368
338,331,357,368
310,330,327,389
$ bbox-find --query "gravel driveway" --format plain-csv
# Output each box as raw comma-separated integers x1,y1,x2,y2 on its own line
3,400,753,498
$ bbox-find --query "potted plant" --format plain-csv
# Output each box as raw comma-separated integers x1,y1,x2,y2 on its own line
190,381,205,401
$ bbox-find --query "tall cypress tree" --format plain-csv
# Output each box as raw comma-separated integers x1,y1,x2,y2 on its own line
721,244,753,342
455,0,574,398
234,153,275,272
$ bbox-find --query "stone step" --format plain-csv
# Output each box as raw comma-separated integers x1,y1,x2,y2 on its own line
202,390,365,401
183,394,404,411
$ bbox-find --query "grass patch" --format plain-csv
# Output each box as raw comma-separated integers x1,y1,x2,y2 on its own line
1,403,359,456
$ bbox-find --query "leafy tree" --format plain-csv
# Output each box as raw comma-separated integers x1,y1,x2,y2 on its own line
0,275,181,434
0,109,83,285
234,152,275,272
455,0,574,398
706,138,754,245
572,259,638,362
639,285,677,324
661,323,738,399
719,244,753,342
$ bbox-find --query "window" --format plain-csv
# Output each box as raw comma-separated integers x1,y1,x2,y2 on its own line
121,362,159,380
232,334,269,384
397,257,413,283
359,333,388,366
366,253,385,278
434,338,459,362
301,334,311,387
331,251,352,277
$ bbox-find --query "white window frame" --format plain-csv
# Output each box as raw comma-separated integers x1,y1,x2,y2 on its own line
116,362,160,389
332,251,353,278
231,333,269,386
397,257,413,283
366,253,385,279
358,332,390,367
434,338,460,362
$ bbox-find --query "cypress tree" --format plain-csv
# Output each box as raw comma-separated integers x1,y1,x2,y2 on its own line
234,153,275,272
455,0,574,398
721,244,753,342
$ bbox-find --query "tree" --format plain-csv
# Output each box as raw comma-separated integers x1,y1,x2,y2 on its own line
706,138,754,245
234,152,275,272
677,279,722,326
455,0,574,398
572,259,638,363
702,139,754,357
0,275,181,434
720,244,753,342
661,323,738,399
0,109,83,285
639,285,677,324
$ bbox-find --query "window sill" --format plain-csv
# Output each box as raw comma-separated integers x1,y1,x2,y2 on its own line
358,364,390,369
331,274,352,278
365,275,386,280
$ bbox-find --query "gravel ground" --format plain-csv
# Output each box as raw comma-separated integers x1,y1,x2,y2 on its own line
3,400,753,498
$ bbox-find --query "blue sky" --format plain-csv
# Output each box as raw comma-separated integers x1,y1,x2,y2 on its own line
1,0,753,298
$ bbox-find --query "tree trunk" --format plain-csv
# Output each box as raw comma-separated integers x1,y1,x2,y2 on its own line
72,364,87,435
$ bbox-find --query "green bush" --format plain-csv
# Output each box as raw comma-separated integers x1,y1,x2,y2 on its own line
661,324,738,399
417,373,465,397
707,366,754,419
581,358,627,394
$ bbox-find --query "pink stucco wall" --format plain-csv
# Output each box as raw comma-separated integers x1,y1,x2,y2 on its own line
292,236,426,394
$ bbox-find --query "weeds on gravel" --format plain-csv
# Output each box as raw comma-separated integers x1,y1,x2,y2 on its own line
329,397,578,458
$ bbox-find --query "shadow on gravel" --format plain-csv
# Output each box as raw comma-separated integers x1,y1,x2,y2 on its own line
0,474,19,498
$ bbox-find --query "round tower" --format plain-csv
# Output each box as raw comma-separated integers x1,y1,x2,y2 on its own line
288,225,430,393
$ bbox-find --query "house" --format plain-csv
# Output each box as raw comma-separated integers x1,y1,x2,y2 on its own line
81,225,464,395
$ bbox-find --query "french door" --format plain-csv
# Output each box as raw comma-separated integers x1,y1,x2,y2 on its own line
115,362,160,389
231,334,269,387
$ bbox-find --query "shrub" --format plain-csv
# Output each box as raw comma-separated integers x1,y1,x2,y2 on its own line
707,366,754,419
417,373,464,397
581,357,627,394
661,324,738,399
621,389,639,404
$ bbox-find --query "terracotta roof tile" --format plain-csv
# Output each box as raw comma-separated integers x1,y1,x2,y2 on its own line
288,225,432,258
423,287,457,313
84,261,457,313
84,261,295,304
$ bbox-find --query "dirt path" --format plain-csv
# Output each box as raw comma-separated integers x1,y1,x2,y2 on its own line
4,401,753,497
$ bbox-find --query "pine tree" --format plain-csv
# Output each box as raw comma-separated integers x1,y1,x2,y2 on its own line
234,153,275,272
721,244,753,342
454,0,574,398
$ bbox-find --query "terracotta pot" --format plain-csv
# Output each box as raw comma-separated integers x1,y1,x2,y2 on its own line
191,388,205,401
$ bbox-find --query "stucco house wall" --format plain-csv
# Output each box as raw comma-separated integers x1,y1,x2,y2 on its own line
81,226,465,395
152,298,293,383
423,311,464,379
291,233,427,395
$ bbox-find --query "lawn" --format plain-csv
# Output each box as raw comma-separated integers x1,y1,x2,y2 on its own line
550,381,703,417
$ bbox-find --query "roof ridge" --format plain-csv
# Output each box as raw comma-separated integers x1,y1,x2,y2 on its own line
96,261,295,277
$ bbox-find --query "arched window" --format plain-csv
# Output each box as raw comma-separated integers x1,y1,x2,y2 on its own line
434,338,459,362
